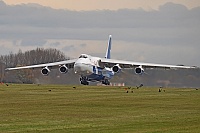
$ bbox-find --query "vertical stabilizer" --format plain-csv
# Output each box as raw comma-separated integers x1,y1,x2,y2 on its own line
105,35,112,59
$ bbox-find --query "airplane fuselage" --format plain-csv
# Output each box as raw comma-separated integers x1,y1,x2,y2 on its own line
74,54,114,85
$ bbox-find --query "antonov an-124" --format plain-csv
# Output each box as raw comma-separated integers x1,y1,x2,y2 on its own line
6,35,196,85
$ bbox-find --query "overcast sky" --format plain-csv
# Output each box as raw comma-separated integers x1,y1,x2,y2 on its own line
3,0,200,11
0,0,200,66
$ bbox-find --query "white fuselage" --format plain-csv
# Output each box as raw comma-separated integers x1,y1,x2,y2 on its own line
74,54,100,75
73,54,114,82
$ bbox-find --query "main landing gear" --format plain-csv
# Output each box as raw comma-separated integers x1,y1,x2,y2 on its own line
80,77,110,86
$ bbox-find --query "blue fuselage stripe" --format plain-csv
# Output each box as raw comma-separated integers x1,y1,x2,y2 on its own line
88,66,114,81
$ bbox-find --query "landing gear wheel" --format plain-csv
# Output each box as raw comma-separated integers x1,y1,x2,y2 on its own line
102,79,110,85
81,81,89,85
80,77,89,85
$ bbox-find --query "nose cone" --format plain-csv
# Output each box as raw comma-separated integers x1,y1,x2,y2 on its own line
74,63,82,73
74,59,93,75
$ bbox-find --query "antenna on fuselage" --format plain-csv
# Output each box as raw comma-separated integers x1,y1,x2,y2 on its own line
105,35,112,59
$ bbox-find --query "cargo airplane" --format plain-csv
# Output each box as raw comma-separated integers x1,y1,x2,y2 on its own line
6,35,196,85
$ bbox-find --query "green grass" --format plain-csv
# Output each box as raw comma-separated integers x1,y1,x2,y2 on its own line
0,84,200,133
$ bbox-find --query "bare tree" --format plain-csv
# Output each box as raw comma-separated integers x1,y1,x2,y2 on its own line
1,48,69,83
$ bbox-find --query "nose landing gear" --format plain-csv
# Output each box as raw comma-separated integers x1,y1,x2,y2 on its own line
80,77,89,85
102,79,110,85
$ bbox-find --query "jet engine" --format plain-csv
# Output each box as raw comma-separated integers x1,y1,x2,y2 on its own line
59,65,68,74
41,67,50,76
135,66,144,75
112,64,121,73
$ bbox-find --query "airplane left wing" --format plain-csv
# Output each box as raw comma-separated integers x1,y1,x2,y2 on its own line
5,59,77,71
99,58,196,69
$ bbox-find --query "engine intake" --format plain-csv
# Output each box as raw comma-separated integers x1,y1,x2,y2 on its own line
59,65,68,74
135,66,144,75
112,64,121,73
41,67,50,76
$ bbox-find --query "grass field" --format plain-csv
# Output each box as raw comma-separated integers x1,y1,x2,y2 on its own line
0,84,200,133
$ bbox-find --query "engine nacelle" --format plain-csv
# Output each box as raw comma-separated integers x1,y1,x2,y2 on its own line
112,64,121,73
59,65,68,74
41,67,50,76
135,66,144,75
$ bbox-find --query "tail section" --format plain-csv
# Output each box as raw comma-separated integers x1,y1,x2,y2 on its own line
105,35,112,59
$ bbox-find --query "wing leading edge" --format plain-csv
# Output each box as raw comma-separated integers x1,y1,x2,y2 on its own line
100,58,196,69
5,59,77,71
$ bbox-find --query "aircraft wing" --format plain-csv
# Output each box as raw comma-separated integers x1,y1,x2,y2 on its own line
5,59,77,71
99,58,195,69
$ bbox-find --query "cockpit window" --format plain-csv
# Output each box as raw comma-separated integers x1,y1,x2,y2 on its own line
79,55,88,58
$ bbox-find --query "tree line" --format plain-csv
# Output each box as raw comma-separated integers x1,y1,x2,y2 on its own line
0,48,69,83
0,48,68,68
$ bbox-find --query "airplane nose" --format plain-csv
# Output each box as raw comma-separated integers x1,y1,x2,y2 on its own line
74,62,93,75
74,63,82,73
